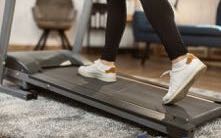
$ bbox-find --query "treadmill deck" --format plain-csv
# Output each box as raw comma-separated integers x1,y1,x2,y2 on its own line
31,66,221,136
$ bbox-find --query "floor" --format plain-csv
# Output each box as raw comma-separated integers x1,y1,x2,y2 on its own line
0,92,144,138
84,52,221,93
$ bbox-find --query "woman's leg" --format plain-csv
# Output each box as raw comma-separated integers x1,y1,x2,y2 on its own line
139,0,206,105
100,0,127,62
139,0,188,60
78,0,126,82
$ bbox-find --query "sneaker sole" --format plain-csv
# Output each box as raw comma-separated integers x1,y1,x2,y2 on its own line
78,69,117,83
163,64,207,105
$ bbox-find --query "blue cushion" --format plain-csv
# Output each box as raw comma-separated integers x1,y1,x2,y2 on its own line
133,11,221,36
178,25,221,36
135,32,221,47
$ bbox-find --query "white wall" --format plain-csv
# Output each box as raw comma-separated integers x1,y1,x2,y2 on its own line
3,0,133,48
175,0,220,25
8,0,84,46
2,0,220,47
136,0,220,25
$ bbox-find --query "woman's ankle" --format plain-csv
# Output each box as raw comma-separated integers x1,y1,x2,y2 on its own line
172,53,198,68
100,59,115,67
172,54,187,65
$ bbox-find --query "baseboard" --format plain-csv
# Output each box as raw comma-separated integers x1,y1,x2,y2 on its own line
8,45,61,52
8,45,135,53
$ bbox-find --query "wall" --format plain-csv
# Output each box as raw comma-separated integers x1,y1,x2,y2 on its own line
1,0,220,48
8,0,84,47
136,0,220,25
175,0,220,25
0,0,134,48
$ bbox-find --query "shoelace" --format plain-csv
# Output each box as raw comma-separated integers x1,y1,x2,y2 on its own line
160,53,195,78
160,70,180,90
160,62,189,78
160,70,171,78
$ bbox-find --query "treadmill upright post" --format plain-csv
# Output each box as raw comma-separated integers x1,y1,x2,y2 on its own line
72,0,93,53
0,0,36,100
0,0,16,83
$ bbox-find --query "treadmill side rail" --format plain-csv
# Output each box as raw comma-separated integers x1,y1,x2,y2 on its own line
0,85,37,100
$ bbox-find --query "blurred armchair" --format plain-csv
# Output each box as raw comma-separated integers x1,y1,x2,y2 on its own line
32,0,76,50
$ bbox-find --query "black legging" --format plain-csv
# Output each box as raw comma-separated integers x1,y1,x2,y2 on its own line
101,0,188,61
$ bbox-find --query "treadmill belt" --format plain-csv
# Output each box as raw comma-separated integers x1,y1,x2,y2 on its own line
31,66,221,124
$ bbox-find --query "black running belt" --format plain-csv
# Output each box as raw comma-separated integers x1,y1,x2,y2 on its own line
30,66,221,137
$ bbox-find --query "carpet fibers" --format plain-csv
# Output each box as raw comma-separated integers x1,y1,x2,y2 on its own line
0,91,220,138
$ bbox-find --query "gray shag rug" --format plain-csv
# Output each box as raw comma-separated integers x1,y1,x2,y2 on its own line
0,91,220,138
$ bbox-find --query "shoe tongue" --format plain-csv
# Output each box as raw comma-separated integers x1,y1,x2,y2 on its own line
172,58,187,70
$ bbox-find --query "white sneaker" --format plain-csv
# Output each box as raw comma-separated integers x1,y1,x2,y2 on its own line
78,59,117,82
161,53,207,105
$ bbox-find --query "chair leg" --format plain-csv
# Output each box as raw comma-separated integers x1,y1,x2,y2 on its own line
132,42,139,58
40,30,50,50
63,32,72,50
141,43,150,66
59,30,72,50
34,31,47,50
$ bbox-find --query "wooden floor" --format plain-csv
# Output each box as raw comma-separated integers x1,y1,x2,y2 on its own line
83,53,221,93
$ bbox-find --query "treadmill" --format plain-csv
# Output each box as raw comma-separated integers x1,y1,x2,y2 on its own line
0,0,221,137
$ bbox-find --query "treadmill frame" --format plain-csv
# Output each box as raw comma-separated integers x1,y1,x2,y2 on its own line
1,0,220,103
5,67,221,138
0,1,220,138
